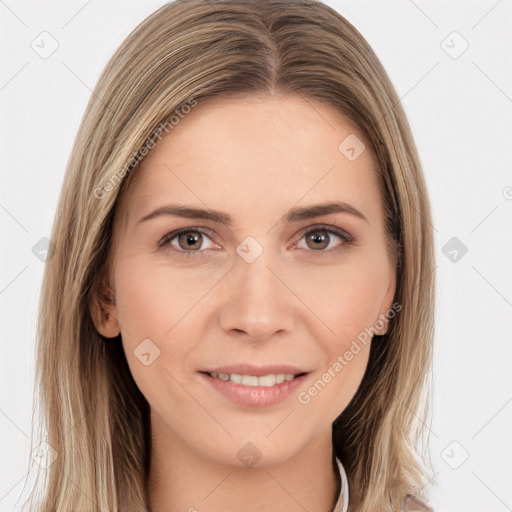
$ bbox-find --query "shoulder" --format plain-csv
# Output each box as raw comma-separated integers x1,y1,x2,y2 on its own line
398,493,433,511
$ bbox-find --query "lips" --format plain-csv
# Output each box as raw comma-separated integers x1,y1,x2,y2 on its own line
197,364,311,406
200,363,308,376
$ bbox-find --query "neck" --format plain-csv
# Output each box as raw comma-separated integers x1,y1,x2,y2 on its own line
147,411,340,512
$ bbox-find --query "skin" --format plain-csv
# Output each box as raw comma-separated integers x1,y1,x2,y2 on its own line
91,93,396,512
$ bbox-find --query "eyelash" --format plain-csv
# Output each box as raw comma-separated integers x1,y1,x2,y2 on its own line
157,224,356,259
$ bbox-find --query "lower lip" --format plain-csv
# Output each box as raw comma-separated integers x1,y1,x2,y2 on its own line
198,372,309,407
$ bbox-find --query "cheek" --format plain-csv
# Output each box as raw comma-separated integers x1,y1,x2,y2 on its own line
113,253,217,338
111,255,221,384
294,255,389,344
111,262,193,411
298,340,371,422
114,269,168,336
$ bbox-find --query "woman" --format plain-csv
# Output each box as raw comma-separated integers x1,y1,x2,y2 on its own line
26,0,435,510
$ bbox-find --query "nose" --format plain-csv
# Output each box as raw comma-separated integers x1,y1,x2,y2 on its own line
218,249,295,342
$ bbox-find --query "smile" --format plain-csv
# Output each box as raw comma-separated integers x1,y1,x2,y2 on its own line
198,370,310,407
206,371,304,387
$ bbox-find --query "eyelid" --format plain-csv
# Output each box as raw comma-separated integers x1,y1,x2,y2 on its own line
291,224,355,253
157,226,218,250
293,223,355,244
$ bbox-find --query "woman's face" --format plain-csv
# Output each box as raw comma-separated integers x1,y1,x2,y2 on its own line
95,94,396,467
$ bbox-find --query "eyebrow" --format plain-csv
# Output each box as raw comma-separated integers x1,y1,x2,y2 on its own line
138,201,369,226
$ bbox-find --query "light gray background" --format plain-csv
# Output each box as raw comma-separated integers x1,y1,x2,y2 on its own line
1,1,511,511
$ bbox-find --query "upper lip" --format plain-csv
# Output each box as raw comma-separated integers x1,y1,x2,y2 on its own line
200,364,310,376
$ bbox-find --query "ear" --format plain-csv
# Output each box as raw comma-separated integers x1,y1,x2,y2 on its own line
89,273,120,339
376,262,398,336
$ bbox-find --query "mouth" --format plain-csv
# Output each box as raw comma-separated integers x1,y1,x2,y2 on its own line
197,366,311,407
200,370,308,387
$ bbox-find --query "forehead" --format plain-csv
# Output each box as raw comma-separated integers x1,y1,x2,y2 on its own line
119,94,382,229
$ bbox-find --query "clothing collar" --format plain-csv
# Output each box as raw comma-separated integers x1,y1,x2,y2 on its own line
331,460,434,511
332,456,349,512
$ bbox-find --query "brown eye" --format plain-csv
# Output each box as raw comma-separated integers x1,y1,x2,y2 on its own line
177,230,203,251
159,227,218,258
295,225,355,254
305,229,331,250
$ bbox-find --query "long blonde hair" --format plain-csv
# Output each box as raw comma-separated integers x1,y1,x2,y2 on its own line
23,0,436,510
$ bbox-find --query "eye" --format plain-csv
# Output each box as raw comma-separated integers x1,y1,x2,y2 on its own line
158,224,355,259
158,227,219,258
294,225,355,254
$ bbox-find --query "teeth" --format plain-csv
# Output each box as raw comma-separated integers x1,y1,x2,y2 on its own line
241,375,259,386
230,373,242,384
257,374,275,387
208,372,298,386
275,374,285,384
